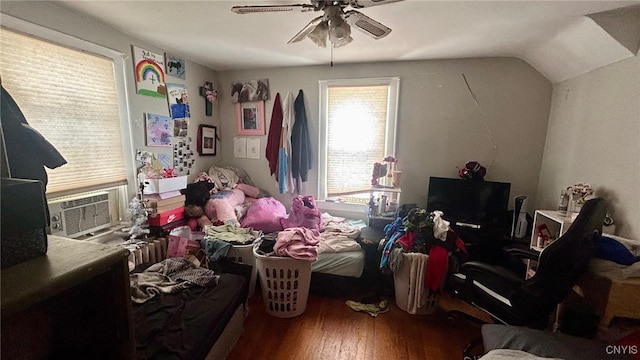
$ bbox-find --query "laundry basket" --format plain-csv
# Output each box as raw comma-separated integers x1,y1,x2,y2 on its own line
253,242,312,318
226,242,258,298
393,252,442,315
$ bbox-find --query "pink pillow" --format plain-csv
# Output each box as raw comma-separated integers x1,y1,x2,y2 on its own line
241,197,287,233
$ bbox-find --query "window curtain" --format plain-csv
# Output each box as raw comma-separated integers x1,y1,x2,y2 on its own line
0,28,127,196
326,85,388,197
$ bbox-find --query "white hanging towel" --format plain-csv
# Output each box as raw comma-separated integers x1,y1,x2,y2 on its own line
405,252,429,314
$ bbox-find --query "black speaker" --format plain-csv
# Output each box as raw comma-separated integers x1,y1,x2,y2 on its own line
1,178,48,268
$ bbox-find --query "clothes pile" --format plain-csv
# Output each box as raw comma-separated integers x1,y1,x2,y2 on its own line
379,208,467,296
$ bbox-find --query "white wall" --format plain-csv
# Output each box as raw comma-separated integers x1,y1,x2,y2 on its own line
2,1,558,227
537,56,640,240
217,59,553,213
1,2,221,201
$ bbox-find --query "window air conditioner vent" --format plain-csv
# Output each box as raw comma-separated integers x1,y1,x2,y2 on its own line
48,191,115,238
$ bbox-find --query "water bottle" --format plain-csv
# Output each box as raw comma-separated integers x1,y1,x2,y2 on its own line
557,189,569,215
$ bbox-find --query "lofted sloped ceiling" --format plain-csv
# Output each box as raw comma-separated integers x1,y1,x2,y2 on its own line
42,1,640,83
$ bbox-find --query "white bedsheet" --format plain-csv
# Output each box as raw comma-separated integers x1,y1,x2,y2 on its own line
312,251,364,278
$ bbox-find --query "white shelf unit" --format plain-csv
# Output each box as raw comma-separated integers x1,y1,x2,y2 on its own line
526,210,575,278
529,210,575,251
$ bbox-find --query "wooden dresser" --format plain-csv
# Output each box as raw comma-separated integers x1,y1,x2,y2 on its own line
1,235,134,359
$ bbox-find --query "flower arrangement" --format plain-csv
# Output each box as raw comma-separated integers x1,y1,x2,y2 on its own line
566,182,594,206
203,81,217,103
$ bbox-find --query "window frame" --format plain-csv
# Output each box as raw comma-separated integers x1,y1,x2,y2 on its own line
1,14,135,218
318,77,400,202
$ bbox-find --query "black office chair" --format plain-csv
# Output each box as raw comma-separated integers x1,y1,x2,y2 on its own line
447,197,607,330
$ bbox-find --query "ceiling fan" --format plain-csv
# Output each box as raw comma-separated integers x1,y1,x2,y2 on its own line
231,0,403,48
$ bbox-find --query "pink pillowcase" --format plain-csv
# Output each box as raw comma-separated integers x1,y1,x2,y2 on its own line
241,197,287,233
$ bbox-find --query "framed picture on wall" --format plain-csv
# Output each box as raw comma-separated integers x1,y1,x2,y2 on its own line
236,101,265,136
197,124,217,156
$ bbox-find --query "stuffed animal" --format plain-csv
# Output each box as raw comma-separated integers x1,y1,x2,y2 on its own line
181,179,261,230
458,161,486,181
184,204,213,230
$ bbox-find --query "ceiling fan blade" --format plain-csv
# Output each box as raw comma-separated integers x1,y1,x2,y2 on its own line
344,10,392,39
347,0,404,9
231,4,314,14
287,15,326,44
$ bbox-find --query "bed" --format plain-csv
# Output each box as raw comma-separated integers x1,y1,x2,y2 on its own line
308,219,388,297
125,239,251,360
189,166,379,298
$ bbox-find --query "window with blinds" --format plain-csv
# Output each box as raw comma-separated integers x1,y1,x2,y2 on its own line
319,78,399,201
0,27,128,197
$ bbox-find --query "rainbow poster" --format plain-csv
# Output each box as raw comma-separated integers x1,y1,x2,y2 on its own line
133,46,166,98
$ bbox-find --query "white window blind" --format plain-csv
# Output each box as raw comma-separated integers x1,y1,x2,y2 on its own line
1,27,127,196
319,78,399,201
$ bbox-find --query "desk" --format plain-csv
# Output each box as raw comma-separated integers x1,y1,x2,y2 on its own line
1,236,134,359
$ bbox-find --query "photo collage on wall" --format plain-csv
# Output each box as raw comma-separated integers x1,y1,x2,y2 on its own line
173,137,195,176
133,45,201,175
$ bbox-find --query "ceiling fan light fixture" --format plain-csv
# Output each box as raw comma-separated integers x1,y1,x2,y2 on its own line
232,0,398,48
329,19,351,41
308,21,328,47
332,35,353,48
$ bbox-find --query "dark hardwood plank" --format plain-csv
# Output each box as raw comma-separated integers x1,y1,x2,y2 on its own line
228,290,483,360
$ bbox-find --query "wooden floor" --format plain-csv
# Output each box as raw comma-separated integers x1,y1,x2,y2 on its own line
227,290,483,360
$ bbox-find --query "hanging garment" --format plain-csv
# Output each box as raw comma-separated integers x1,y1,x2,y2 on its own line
405,252,429,314
291,89,312,192
1,86,67,227
425,245,448,291
278,92,295,194
266,93,283,176
1,85,67,189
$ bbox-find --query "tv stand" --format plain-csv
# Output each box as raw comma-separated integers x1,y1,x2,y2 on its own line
452,221,510,264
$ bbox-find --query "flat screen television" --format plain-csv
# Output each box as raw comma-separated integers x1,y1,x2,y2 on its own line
426,176,511,229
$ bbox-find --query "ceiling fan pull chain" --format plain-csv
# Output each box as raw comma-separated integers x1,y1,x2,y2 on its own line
330,45,334,67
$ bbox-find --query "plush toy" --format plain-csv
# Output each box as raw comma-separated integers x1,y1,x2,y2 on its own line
184,204,213,230
181,179,261,230
204,189,246,226
458,161,486,181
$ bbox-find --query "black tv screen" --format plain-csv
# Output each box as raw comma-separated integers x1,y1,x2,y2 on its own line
426,177,511,228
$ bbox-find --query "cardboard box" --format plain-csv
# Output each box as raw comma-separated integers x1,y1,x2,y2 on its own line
148,207,185,227
143,194,186,209
152,202,185,215
143,175,187,195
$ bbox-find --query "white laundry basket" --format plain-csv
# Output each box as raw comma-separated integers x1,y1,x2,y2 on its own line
393,252,442,315
253,242,312,318
226,242,258,298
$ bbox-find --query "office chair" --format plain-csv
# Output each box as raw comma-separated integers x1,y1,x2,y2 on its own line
447,198,607,330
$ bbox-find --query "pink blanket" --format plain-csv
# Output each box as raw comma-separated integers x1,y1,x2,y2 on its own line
274,227,320,262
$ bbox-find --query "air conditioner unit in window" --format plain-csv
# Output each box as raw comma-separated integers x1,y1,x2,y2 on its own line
48,190,118,238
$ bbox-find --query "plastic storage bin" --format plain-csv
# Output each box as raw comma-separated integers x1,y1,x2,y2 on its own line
226,243,258,298
253,243,312,318
393,252,442,315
